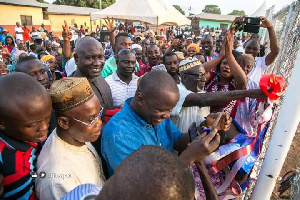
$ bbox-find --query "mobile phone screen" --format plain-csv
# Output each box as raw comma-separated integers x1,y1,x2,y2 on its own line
188,122,198,142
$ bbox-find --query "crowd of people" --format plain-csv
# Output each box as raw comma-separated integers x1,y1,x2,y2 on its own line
0,15,281,200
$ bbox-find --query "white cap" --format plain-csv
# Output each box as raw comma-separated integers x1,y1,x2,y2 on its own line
132,44,142,51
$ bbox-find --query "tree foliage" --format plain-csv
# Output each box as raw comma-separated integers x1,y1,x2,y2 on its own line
36,0,49,3
53,0,115,9
202,4,221,14
173,5,185,15
228,10,245,16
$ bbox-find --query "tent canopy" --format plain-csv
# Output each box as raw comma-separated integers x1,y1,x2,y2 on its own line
90,0,191,26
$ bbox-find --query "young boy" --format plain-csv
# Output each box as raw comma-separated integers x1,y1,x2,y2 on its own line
0,72,52,199
241,54,255,76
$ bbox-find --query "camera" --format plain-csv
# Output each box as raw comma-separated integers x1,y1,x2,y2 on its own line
233,17,261,33
243,17,261,33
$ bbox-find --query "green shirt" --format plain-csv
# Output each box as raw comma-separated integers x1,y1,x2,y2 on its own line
101,56,140,78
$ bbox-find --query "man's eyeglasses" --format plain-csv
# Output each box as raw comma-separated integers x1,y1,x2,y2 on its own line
65,107,103,126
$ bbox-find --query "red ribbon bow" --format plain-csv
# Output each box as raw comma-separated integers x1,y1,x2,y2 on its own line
259,74,286,102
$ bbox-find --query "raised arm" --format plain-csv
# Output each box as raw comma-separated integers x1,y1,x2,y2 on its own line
62,20,72,59
225,31,247,90
104,17,117,53
183,89,266,108
196,161,219,200
165,38,180,53
261,16,280,66
203,41,225,82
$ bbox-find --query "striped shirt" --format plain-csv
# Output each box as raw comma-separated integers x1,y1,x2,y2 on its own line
105,71,138,108
0,130,39,200
61,184,101,200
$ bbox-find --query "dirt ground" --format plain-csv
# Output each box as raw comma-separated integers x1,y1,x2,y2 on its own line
271,123,300,199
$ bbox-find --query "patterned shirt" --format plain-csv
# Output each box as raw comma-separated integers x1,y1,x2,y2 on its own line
0,130,39,199
105,71,138,108
205,71,239,118
235,79,260,136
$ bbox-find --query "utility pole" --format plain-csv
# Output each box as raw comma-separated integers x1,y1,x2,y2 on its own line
188,6,191,16
99,0,102,29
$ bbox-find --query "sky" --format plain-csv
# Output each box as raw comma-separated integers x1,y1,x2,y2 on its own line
45,0,295,15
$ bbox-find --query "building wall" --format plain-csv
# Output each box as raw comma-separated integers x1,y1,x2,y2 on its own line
0,4,50,34
49,14,102,34
199,20,232,31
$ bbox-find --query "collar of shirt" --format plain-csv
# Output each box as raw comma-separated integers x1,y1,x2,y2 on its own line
123,97,150,127
0,130,38,152
112,71,138,83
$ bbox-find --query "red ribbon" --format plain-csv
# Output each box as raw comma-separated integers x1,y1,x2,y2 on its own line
259,74,286,102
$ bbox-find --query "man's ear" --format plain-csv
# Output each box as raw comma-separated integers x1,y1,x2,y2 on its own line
180,74,187,82
74,53,78,65
0,119,5,131
57,116,70,130
136,92,145,107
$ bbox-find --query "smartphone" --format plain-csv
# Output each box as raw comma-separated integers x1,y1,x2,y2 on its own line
243,17,260,33
188,122,198,142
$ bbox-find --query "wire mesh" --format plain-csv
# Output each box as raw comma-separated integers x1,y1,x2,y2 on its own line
242,1,300,199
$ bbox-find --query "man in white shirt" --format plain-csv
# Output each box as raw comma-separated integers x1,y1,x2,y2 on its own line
245,16,279,83
36,77,106,200
14,22,24,42
105,49,138,108
171,59,210,132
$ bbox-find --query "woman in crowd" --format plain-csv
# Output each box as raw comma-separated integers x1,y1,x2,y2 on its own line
41,55,63,82
205,31,247,118
186,43,201,58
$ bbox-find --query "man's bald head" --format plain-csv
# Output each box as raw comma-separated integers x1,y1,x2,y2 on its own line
15,56,50,89
74,37,104,78
133,71,179,126
75,36,102,55
98,145,195,200
0,73,49,116
245,39,260,57
137,70,178,99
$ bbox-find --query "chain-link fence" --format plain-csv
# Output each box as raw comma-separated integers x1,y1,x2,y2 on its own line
242,1,300,199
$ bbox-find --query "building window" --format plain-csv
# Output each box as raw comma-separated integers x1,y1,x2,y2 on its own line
220,24,229,31
20,15,32,26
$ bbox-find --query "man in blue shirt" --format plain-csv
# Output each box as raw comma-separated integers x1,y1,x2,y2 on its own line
102,70,230,176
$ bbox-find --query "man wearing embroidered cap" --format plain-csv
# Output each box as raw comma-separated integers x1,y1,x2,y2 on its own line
36,77,106,200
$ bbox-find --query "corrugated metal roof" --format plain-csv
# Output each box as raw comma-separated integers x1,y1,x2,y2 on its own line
0,0,46,8
0,0,100,15
45,4,100,15
194,13,239,22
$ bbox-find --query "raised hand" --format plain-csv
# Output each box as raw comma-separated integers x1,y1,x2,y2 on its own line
260,16,272,29
62,20,72,41
225,31,234,54
104,16,117,33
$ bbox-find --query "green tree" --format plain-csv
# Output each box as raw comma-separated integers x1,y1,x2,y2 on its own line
202,4,221,14
53,0,115,9
228,10,245,16
36,0,49,3
173,5,185,15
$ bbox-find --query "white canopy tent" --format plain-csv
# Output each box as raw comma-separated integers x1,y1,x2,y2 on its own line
90,0,191,26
